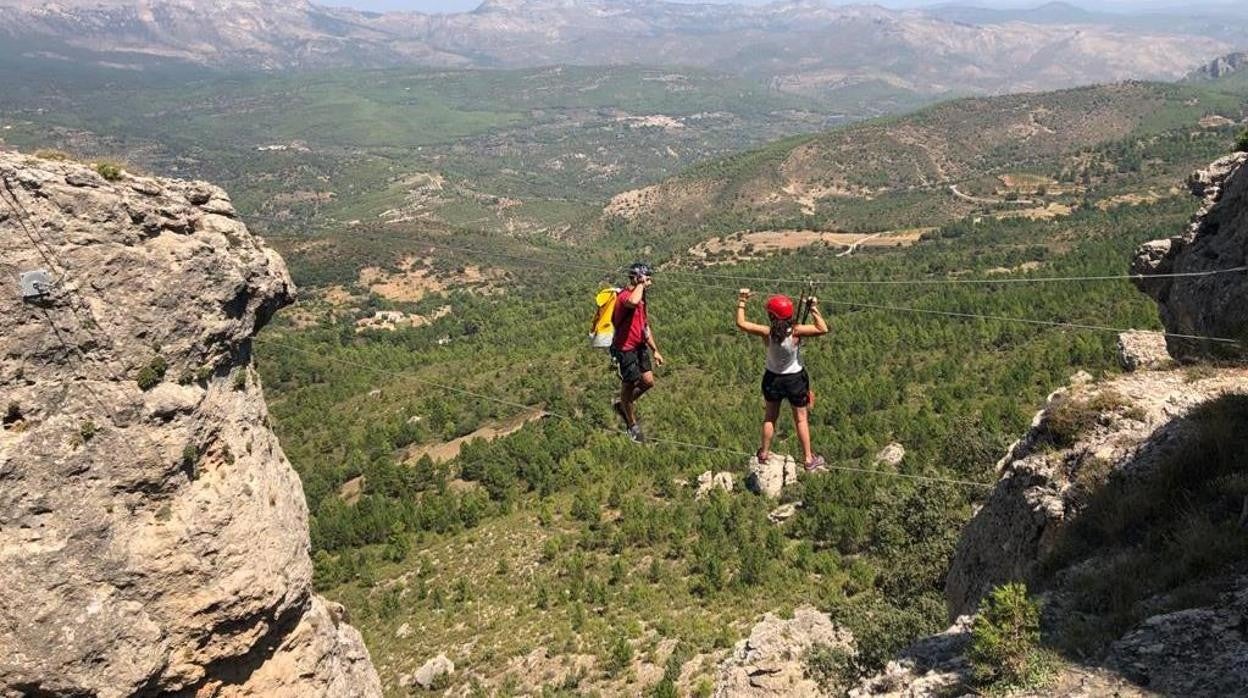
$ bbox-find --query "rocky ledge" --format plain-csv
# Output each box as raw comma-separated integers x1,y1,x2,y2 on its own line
0,150,380,697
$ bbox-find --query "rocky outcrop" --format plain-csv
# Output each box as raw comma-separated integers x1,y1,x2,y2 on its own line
848,617,972,698
697,471,736,499
849,365,1248,697
1106,581,1248,695
853,151,1248,698
945,368,1248,618
874,442,906,468
1116,330,1170,372
0,151,380,696
1132,152,1248,361
1190,51,1248,80
746,453,798,499
715,606,854,697
413,653,456,690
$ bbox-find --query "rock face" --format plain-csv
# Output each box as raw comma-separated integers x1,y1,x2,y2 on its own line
1132,152,1248,361
1106,582,1248,695
714,606,853,697
1191,51,1248,80
745,453,798,499
945,369,1248,618
0,151,380,696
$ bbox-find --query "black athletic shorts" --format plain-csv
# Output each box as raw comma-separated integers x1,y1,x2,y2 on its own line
614,346,653,384
762,369,811,407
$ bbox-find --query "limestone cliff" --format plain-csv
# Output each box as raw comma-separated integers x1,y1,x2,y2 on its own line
1132,151,1248,361
0,150,381,697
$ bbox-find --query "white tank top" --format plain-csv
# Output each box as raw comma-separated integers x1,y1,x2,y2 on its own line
765,333,803,375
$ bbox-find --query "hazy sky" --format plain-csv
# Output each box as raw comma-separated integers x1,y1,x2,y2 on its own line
340,0,777,10
334,0,1222,14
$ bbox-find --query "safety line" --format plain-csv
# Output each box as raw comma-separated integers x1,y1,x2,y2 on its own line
663,262,1248,287
818,298,1242,344
2,178,66,281
359,237,1242,346
632,273,1244,345
279,232,1248,289
256,337,996,489
4,177,172,468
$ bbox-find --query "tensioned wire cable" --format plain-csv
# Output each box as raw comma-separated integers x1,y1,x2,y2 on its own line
323,236,1245,346
3,179,164,467
383,237,1248,287
256,337,997,489
251,224,1248,288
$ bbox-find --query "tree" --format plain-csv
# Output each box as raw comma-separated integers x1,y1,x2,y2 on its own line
970,583,1046,688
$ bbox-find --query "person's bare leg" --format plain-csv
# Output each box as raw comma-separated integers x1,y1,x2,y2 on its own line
760,400,781,459
632,371,655,402
619,380,637,427
794,405,813,464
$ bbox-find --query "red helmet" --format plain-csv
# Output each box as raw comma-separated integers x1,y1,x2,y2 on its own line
765,295,794,321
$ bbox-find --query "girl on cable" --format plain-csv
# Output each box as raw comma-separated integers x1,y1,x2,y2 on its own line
734,288,829,471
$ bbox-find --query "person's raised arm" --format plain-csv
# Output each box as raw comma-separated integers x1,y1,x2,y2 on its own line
794,297,829,337
735,288,770,337
621,277,648,307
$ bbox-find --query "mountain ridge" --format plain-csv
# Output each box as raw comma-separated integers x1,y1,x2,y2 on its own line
0,0,1235,109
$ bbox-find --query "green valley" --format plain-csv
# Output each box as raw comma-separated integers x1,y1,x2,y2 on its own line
5,34,1248,697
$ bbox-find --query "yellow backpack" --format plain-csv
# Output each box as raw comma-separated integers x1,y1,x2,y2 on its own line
589,287,619,348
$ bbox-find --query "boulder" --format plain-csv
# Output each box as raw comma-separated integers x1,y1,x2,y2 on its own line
746,454,798,499
1132,152,1248,361
768,502,801,524
414,653,455,690
1117,331,1171,372
697,470,735,498
715,606,854,697
0,150,380,696
874,442,906,468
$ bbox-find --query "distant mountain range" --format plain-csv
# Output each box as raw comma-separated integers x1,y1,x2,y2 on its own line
0,0,1242,109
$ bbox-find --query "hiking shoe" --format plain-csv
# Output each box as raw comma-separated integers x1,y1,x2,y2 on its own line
627,423,645,444
804,455,826,472
612,400,628,427
756,449,770,465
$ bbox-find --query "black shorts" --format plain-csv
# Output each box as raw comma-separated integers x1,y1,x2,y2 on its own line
614,346,653,384
762,369,811,407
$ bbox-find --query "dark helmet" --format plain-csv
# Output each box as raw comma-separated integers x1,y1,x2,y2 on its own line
627,262,653,280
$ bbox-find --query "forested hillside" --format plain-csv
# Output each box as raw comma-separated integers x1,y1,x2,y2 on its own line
231,70,1248,695
0,61,830,261
5,38,1247,694
604,82,1247,249
256,192,1219,693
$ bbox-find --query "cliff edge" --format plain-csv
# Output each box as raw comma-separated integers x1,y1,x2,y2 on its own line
1132,151,1248,361
0,150,381,697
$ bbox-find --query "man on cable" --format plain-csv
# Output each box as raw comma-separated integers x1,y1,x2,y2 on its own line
611,262,664,443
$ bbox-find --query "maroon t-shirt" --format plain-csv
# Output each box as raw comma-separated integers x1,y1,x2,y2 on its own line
612,288,648,351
